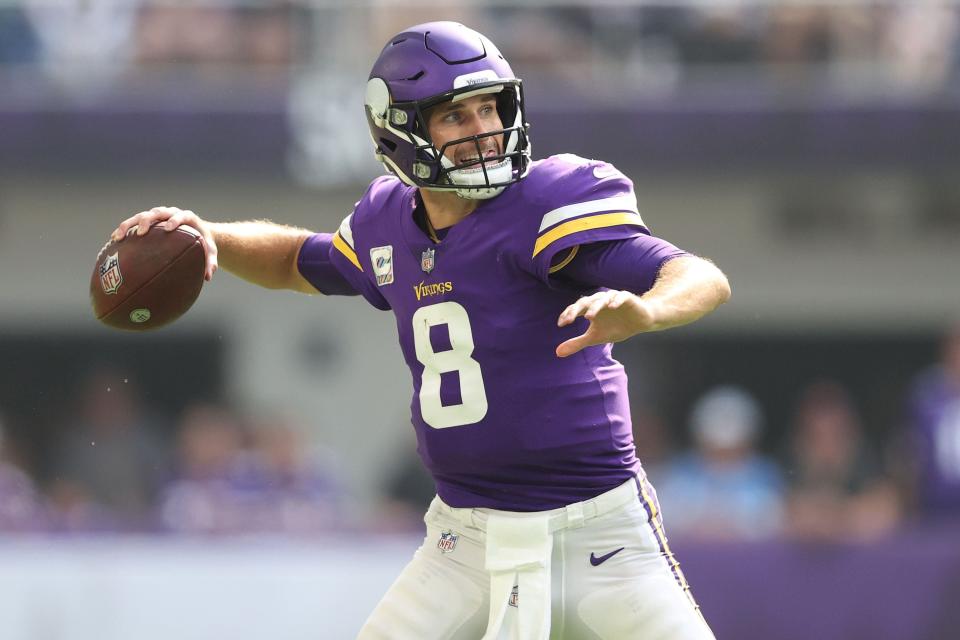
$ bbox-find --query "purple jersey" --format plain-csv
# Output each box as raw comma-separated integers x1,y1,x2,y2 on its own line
317,154,664,510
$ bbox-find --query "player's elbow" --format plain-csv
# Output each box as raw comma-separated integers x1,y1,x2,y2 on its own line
695,258,731,307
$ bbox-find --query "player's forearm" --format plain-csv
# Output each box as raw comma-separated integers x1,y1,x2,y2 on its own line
639,256,731,331
209,220,312,290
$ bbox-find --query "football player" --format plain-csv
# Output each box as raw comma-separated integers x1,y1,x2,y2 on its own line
113,22,727,640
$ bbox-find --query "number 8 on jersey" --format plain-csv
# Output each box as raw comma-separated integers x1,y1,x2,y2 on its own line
412,301,488,429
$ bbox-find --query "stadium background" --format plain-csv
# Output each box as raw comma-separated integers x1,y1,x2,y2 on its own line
1,1,959,638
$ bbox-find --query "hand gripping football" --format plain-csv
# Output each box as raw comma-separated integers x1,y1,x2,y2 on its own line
90,224,205,330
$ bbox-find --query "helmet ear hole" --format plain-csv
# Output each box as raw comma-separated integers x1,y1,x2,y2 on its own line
495,91,518,129
379,138,398,152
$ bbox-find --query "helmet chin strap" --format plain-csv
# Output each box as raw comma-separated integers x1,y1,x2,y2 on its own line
456,186,504,201
440,157,512,200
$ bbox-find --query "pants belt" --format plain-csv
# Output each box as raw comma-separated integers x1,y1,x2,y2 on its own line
442,477,640,534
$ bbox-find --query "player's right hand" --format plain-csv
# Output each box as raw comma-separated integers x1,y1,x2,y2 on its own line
112,206,219,281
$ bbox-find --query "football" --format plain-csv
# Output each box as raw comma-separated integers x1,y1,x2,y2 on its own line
90,224,205,330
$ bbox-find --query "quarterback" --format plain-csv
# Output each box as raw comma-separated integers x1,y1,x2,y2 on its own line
114,22,727,640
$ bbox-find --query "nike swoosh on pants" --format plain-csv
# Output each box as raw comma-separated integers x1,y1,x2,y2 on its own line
589,547,625,566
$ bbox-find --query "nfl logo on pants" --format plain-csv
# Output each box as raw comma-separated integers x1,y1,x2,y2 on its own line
437,530,458,553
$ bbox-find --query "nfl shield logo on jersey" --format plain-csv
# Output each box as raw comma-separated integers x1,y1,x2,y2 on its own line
437,530,458,553
99,252,123,295
370,245,394,286
421,247,435,274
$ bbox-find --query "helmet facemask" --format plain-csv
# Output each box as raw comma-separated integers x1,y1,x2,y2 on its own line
366,79,531,200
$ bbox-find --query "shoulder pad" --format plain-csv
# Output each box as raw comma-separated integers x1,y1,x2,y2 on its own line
350,175,406,226
523,154,633,205
523,155,644,260
333,175,407,273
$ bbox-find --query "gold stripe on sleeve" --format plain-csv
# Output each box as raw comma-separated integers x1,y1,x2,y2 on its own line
332,231,363,271
548,245,580,274
533,212,643,258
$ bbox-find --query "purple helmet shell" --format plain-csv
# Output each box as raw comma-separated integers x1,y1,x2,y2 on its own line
365,22,531,197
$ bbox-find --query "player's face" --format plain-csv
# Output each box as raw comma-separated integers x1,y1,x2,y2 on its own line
426,94,503,168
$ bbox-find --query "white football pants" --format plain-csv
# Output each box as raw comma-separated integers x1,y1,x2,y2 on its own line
358,476,716,640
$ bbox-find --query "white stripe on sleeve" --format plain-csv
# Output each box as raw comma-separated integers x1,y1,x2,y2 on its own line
338,213,356,249
538,194,640,233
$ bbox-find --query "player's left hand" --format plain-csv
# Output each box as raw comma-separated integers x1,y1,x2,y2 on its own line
555,290,657,358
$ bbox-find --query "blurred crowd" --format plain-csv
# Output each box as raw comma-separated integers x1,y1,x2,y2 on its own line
0,1,301,70
640,325,960,543
1,325,960,542
1,1,959,97
0,368,348,536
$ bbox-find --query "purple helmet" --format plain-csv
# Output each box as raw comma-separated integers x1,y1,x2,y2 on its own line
365,22,530,199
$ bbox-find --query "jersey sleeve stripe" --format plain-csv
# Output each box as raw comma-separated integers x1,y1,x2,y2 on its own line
332,231,363,271
338,213,356,249
548,245,579,274
538,194,639,232
532,212,644,258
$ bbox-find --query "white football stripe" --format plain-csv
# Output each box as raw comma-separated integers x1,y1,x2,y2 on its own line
338,213,356,249
538,194,639,233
